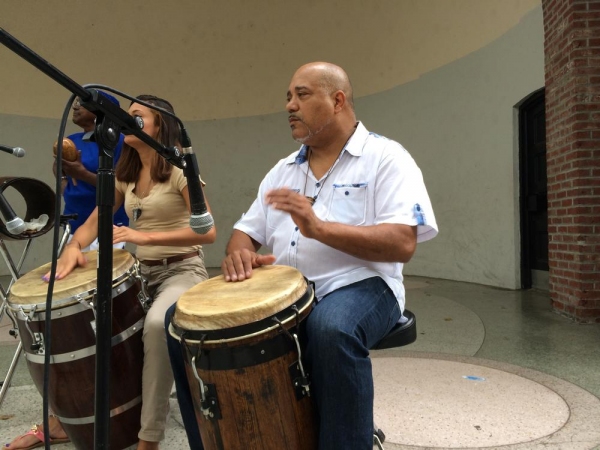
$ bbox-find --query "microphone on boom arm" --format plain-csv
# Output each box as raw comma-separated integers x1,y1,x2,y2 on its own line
0,144,26,158
179,127,214,235
0,190,26,235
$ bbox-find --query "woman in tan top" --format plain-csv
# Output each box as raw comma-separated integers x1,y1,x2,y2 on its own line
44,95,216,450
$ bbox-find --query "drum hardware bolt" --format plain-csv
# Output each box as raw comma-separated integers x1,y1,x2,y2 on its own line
78,295,98,321
70,354,75,359
32,332,45,354
21,306,41,349
190,356,222,420
133,327,137,332
57,312,62,316
137,290,152,313
261,349,265,355
288,334,311,399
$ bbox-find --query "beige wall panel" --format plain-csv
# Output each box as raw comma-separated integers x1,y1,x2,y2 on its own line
1,0,538,119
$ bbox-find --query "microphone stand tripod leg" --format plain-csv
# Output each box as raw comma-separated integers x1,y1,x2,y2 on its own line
0,340,22,406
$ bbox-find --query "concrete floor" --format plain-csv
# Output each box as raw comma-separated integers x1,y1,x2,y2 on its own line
1,273,600,449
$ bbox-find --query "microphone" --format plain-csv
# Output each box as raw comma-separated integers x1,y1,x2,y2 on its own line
0,144,25,157
0,191,26,234
180,129,214,234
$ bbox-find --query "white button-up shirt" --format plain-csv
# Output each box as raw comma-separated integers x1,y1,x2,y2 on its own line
235,122,438,311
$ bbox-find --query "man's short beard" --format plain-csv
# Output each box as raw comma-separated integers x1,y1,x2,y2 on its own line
293,117,333,144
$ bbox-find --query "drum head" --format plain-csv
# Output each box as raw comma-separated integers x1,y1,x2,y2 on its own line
174,265,307,331
8,249,135,310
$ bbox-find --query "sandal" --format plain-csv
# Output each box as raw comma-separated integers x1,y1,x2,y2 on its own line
4,423,70,450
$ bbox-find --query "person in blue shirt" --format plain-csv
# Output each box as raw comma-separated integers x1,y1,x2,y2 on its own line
58,92,129,250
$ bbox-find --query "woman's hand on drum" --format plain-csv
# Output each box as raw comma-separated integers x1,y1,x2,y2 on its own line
221,249,276,282
113,225,148,246
42,244,87,281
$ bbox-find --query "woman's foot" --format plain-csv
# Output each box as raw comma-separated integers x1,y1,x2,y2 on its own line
4,415,69,449
136,439,159,450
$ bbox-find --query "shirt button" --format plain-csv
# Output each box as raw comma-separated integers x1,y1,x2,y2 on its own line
345,191,350,196
295,227,299,231
291,241,296,246
316,182,321,187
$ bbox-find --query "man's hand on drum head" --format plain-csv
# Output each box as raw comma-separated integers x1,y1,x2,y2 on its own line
221,249,276,282
42,245,87,281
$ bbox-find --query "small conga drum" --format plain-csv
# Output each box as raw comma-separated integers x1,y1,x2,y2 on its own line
7,249,150,450
169,265,318,450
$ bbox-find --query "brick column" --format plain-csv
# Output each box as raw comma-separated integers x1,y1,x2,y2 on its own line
542,0,600,322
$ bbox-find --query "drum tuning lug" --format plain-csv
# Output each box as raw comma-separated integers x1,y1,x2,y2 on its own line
190,356,222,420
21,307,43,351
9,329,17,337
137,291,152,313
200,384,222,421
289,362,311,399
31,332,45,354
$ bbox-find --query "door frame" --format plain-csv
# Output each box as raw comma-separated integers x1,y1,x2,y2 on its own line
518,87,546,289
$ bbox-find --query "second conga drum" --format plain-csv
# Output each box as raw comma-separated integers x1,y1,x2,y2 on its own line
169,265,318,450
7,249,149,450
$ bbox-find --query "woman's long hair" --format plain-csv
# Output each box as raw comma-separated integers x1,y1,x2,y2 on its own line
115,95,180,183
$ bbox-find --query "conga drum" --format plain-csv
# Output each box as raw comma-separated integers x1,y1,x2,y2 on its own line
7,249,150,450
169,265,318,450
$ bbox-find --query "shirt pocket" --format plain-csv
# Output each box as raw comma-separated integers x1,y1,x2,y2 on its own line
325,183,368,225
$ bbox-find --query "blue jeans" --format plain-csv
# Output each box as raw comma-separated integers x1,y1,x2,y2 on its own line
165,276,400,450
305,276,401,449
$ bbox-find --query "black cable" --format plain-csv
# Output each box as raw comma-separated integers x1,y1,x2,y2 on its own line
42,93,76,450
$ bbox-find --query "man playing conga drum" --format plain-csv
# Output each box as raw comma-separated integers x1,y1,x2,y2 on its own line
167,61,438,450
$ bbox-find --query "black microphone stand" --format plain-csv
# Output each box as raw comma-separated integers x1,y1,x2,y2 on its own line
0,27,184,450
86,94,119,450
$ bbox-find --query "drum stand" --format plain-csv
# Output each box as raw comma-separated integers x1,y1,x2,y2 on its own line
0,218,72,406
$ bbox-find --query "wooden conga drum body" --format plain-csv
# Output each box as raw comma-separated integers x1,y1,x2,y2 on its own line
7,249,149,450
170,265,318,450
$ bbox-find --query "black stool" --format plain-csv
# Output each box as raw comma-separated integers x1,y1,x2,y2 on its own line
371,309,417,449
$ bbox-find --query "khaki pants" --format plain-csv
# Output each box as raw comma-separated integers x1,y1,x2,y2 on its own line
137,253,208,442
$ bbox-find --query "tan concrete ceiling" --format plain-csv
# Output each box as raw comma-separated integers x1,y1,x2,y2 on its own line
1,0,540,120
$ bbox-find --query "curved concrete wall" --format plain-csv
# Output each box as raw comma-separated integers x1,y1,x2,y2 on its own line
0,1,543,289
